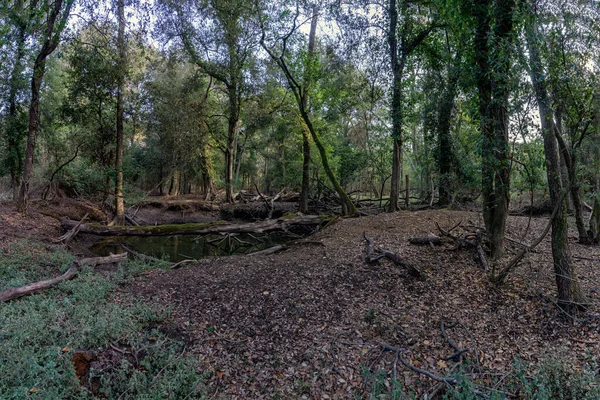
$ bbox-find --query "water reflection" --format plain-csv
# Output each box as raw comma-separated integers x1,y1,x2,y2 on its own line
91,232,293,262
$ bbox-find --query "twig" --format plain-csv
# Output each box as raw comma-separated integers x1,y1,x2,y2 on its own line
379,344,457,384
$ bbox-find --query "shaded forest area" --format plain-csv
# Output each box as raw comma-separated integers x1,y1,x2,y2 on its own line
2,0,600,398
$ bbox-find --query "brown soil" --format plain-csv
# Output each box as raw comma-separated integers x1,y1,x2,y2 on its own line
124,210,600,399
0,201,61,241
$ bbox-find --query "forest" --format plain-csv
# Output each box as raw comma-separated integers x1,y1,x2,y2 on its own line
1,0,600,398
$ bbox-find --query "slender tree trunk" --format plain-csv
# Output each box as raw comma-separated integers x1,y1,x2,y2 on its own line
259,5,356,215
526,14,585,311
299,5,319,214
16,0,73,213
299,129,311,213
113,0,126,225
554,129,588,242
6,23,28,201
437,65,459,207
300,112,356,215
225,85,240,203
387,0,402,212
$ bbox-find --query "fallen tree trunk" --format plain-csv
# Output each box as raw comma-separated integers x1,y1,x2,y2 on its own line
0,253,127,302
61,214,336,237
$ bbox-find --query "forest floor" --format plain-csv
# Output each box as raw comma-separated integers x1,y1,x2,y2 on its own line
125,209,600,398
1,200,600,399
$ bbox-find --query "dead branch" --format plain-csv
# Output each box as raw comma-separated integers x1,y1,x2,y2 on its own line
408,234,451,246
493,190,568,284
248,244,287,256
475,230,489,272
54,213,88,244
379,344,457,384
170,259,196,269
363,233,424,278
0,253,127,302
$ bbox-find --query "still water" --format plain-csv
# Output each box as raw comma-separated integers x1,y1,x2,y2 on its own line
91,232,292,262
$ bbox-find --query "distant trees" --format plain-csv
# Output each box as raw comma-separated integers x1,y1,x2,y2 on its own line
160,0,256,203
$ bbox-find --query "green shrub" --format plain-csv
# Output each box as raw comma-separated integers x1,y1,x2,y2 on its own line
0,239,205,399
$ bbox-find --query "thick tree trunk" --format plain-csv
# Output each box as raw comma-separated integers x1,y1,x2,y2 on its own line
526,16,585,311
473,0,514,258
113,0,126,225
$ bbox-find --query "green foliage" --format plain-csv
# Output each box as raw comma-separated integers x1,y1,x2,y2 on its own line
358,356,600,400
0,239,205,399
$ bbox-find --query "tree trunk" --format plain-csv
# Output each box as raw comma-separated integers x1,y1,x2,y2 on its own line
299,5,319,214
225,87,240,203
437,65,459,207
16,0,74,213
113,0,126,225
299,129,311,213
387,0,402,212
6,20,28,201
526,14,585,311
473,0,514,258
300,113,357,215
554,129,588,242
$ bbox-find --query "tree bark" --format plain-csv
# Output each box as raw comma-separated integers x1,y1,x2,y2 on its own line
525,14,585,311
113,0,126,225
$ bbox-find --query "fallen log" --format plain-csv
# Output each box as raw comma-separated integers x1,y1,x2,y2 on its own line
61,214,336,237
0,253,127,302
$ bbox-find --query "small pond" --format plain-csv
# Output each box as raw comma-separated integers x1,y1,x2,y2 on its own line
90,232,294,263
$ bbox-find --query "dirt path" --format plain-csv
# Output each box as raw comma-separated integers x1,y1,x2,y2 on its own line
125,210,600,398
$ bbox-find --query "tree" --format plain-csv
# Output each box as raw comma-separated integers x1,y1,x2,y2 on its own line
524,0,585,310
113,0,126,224
1,0,37,200
386,0,438,212
161,0,255,203
257,0,357,215
470,0,517,258
16,0,75,213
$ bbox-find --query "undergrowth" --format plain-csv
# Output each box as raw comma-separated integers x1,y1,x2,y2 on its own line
360,355,600,399
0,239,205,399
